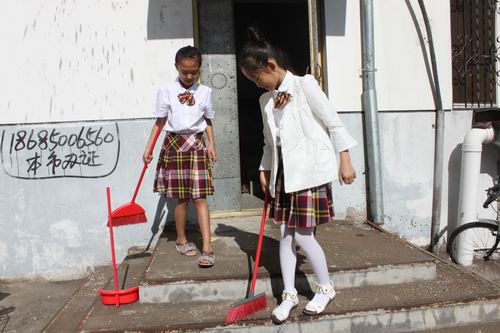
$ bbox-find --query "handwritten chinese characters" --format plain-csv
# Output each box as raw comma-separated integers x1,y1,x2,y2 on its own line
1,123,120,179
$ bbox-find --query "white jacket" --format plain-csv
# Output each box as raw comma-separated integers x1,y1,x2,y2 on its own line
259,73,357,197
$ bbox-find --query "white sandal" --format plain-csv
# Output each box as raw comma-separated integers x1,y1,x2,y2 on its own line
303,280,336,315
271,289,299,324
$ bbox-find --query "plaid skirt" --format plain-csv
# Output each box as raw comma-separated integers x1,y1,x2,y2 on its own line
154,132,214,199
269,150,334,228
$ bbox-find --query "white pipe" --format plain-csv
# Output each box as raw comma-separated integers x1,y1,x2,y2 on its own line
456,127,495,266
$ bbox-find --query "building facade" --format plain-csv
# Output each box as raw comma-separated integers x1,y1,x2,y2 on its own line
0,0,498,279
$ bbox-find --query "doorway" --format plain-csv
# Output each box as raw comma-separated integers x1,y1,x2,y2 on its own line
234,0,311,209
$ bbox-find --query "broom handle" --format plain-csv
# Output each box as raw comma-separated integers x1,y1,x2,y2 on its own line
106,187,120,307
131,128,161,203
249,192,270,295
131,164,148,204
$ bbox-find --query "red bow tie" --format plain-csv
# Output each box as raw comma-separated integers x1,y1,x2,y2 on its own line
178,91,195,106
274,91,292,109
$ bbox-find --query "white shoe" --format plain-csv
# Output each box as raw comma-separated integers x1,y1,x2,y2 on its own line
303,280,336,315
271,289,299,324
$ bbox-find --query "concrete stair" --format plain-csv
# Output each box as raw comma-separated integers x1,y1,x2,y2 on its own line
140,219,437,304
42,217,500,332
81,274,500,332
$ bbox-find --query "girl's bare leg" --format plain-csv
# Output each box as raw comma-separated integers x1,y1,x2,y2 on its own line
175,199,189,244
193,198,212,253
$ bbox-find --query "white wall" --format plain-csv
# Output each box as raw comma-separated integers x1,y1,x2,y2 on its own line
324,0,453,111
333,111,500,248
0,0,497,279
0,0,193,124
0,0,196,280
323,0,497,247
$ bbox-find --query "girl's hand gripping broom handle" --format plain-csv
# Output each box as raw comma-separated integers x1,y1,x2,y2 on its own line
131,128,161,203
249,192,270,296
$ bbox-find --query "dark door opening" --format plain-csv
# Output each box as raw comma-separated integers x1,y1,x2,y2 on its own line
234,0,311,208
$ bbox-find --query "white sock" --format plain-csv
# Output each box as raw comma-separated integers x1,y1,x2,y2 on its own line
295,228,333,307
309,282,334,307
273,225,298,318
274,298,296,316
279,224,297,293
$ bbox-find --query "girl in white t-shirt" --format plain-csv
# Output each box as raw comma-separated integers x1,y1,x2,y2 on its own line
143,46,217,267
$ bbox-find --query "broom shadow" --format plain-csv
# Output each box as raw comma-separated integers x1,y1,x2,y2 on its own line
214,223,314,302
120,265,130,290
133,194,177,256
144,194,169,252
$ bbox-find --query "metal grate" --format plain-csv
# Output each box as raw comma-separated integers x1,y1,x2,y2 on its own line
451,0,499,108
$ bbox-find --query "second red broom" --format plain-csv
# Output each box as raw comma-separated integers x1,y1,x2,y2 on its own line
224,194,270,323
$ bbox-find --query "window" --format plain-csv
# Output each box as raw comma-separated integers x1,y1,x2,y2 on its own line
451,0,498,108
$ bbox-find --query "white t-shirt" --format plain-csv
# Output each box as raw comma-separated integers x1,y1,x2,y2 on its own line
155,78,214,134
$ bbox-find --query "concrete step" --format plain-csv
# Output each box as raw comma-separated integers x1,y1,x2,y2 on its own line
79,261,500,332
43,247,152,333
413,320,500,333
140,218,437,303
0,279,83,333
41,266,110,333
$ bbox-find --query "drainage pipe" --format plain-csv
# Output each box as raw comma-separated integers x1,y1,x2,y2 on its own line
360,0,384,224
456,127,495,265
416,0,445,254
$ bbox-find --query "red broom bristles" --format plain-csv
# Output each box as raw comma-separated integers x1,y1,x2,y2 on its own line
224,293,267,324
109,213,147,227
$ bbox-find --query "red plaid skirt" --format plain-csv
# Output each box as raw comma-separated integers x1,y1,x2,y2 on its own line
154,132,214,199
269,150,334,228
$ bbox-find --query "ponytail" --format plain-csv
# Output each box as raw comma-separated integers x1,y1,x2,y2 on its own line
238,27,288,71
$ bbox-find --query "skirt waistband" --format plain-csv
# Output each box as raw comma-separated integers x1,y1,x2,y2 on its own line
163,131,205,152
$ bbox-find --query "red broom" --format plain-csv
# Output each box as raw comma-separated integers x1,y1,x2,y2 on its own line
110,129,161,226
224,194,270,324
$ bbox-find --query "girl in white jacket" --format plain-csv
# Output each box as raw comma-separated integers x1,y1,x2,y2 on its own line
239,28,357,324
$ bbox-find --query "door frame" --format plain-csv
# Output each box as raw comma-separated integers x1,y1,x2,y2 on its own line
308,0,325,88
193,0,326,88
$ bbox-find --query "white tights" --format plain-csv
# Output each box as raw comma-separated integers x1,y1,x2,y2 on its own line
275,224,332,313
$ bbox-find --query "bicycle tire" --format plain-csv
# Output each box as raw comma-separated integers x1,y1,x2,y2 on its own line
448,221,500,264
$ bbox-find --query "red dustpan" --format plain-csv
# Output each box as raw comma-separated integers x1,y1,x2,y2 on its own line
98,187,139,307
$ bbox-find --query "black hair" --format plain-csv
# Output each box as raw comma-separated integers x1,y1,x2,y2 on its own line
238,27,288,71
175,46,202,66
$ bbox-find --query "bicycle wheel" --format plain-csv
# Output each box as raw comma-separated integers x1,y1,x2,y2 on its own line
447,222,500,265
